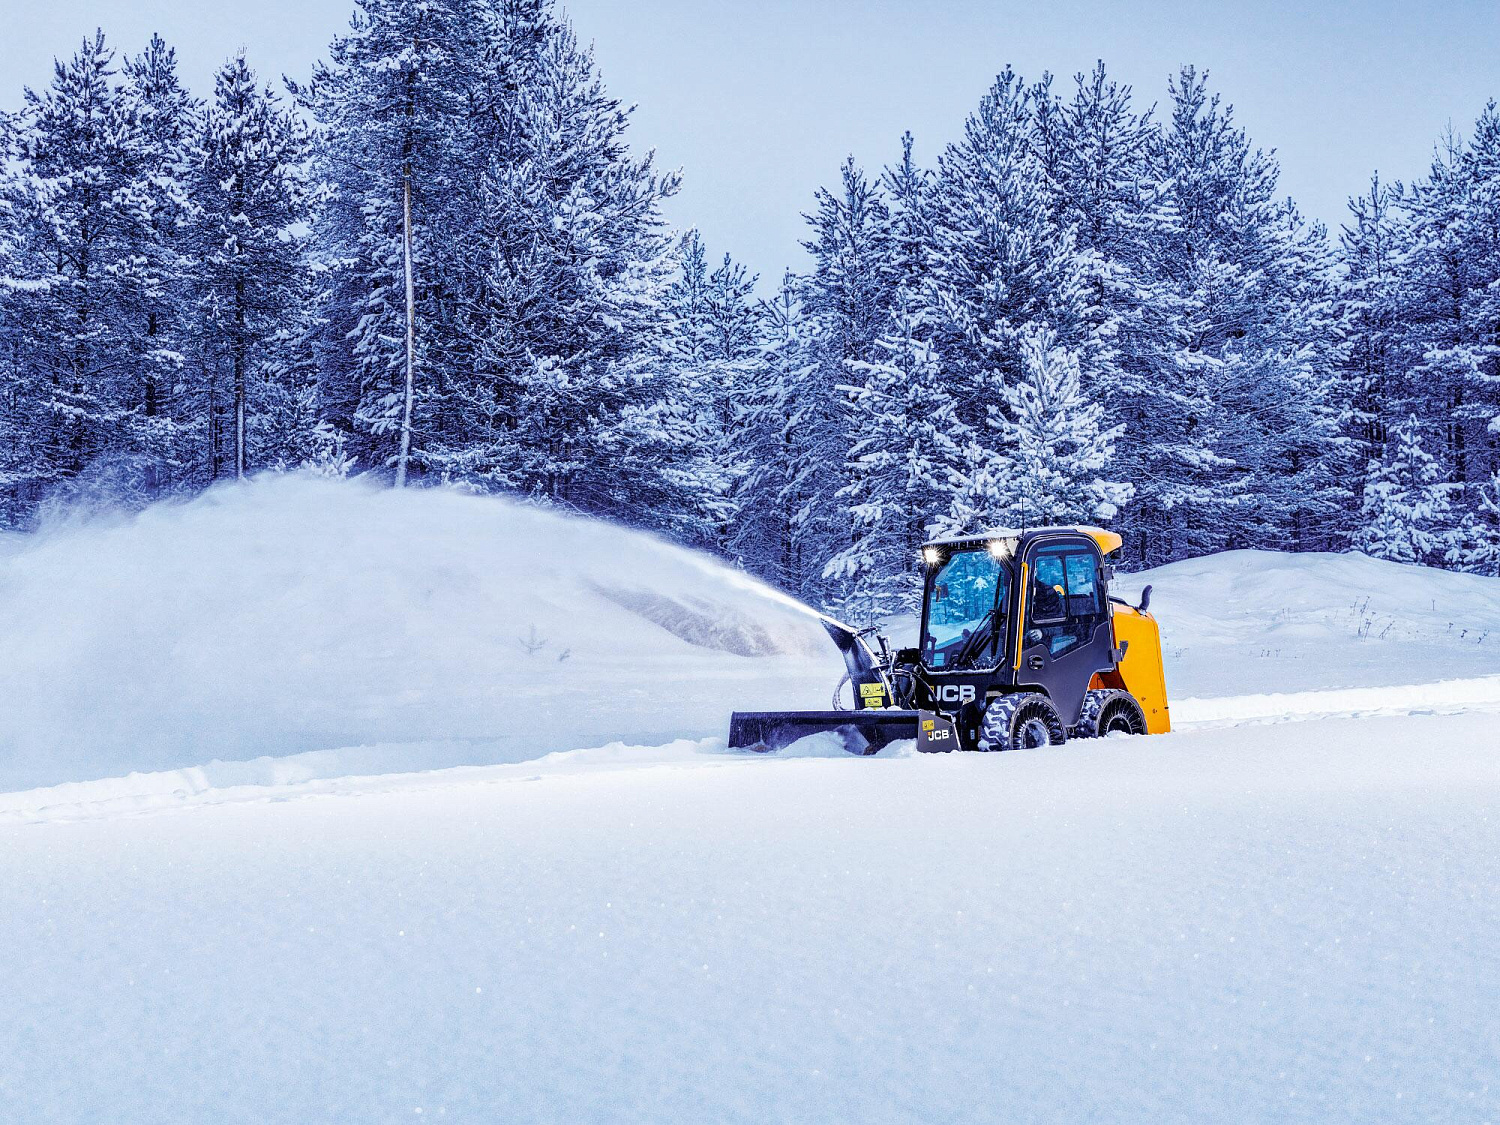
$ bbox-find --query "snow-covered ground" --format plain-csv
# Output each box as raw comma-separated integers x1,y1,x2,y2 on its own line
3,478,1499,1122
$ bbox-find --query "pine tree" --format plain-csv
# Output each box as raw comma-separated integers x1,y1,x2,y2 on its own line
1447,470,1500,575
118,34,198,492
1044,64,1193,564
1401,126,1500,497
949,326,1131,533
1,33,146,506
1352,417,1455,565
1143,67,1344,560
660,232,759,552
733,273,844,602
798,157,893,604
823,294,965,621
1340,174,1409,467
186,54,310,481
294,0,487,482
929,67,1098,410
0,108,30,523
926,67,1106,536
1339,105,1500,566
880,133,938,310
457,14,681,519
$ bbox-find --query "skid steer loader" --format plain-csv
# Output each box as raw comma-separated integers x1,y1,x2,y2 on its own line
729,526,1169,754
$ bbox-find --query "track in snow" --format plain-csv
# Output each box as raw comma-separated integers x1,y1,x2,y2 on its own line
1174,672,1500,729
6,673,1500,828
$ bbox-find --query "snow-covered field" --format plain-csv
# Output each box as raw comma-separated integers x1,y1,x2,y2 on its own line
3,477,1499,1122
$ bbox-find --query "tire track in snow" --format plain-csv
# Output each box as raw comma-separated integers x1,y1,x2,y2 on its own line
1173,673,1500,729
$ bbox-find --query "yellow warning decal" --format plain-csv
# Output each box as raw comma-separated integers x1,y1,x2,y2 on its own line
859,682,885,700
922,719,935,732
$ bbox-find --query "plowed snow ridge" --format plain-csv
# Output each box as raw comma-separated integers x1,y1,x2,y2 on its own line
1175,672,1500,727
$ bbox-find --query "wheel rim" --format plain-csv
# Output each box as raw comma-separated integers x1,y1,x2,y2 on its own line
1101,704,1142,736
1017,716,1052,748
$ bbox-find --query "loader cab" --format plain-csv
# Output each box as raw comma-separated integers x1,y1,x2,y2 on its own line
919,527,1121,727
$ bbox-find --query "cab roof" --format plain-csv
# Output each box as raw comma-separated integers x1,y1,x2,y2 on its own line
922,525,1124,556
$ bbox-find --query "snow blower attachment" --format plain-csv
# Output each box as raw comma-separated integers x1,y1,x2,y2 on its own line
728,526,1170,755
726,619,962,754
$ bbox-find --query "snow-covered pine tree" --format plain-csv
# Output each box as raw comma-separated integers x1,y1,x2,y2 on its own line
1339,174,1410,471
929,67,1098,412
185,54,310,481
881,133,939,310
1403,113,1500,530
656,232,759,552
0,33,148,509
1041,64,1193,563
955,325,1131,532
1352,416,1456,565
1447,470,1500,575
798,156,895,604
731,273,846,602
294,0,486,483
1336,103,1500,568
815,135,964,620
0,108,29,524
801,157,893,367
926,67,1106,540
1144,67,1344,559
116,34,198,493
823,295,965,622
456,12,681,522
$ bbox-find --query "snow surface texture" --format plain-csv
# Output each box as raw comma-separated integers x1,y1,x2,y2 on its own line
0,476,836,792
5,478,1500,1122
4,716,1499,1123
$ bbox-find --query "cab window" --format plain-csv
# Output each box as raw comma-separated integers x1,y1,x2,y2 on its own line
924,549,1009,668
1029,547,1103,655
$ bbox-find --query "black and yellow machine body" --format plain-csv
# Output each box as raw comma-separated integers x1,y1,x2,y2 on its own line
728,526,1170,755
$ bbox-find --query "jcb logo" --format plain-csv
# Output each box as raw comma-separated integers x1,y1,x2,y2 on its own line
935,684,977,705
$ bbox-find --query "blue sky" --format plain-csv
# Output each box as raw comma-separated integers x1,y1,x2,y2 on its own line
4,0,1498,285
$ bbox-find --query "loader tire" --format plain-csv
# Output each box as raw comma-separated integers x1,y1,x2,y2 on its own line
977,692,1067,752
1073,689,1147,739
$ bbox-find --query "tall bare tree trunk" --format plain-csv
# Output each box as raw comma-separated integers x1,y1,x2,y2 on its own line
395,173,416,487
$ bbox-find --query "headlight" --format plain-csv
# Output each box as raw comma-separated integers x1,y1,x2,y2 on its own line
922,546,942,566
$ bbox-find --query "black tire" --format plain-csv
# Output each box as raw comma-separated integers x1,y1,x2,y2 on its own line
977,692,1067,752
1073,689,1147,739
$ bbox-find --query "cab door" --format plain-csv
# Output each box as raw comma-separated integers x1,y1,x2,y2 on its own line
1015,538,1114,726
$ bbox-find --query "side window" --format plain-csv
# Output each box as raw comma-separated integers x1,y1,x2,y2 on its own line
1030,553,1068,622
1029,547,1104,656
1063,552,1102,617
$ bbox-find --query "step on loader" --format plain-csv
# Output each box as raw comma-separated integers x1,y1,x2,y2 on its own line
729,526,1170,754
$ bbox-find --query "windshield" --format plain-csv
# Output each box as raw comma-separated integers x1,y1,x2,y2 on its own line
922,547,1011,669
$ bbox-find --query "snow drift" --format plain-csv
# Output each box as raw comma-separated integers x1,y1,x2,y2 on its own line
1111,548,1500,697
0,475,838,792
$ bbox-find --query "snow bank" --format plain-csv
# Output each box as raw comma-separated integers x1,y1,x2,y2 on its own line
0,475,838,792
1114,549,1500,698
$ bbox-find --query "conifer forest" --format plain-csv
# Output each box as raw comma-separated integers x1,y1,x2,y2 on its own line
3,0,1499,619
